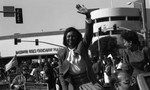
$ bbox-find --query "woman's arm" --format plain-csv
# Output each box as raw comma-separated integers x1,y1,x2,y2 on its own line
83,18,93,46
59,74,69,90
76,4,93,47
58,62,69,90
57,49,69,90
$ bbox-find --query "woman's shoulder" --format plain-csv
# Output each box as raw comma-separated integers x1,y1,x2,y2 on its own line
57,47,68,58
58,47,67,53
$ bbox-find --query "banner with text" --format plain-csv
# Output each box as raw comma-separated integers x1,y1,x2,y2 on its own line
16,47,62,56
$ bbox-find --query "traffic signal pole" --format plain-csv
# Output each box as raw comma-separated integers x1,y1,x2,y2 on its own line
14,38,64,48
0,6,23,24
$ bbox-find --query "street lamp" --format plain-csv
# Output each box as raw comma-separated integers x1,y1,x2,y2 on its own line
127,1,148,46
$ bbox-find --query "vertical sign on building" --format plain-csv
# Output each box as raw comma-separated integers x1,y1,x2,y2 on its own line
15,8,23,24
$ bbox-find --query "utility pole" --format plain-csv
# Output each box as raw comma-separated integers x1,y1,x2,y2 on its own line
140,0,148,47
134,0,148,46
128,0,148,47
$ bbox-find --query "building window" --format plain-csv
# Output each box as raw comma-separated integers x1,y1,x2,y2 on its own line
95,17,109,22
127,16,141,21
111,16,126,21
94,16,141,23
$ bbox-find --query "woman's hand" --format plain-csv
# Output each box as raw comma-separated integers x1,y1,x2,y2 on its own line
76,4,90,18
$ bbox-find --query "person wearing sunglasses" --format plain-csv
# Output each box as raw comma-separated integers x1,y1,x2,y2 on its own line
10,64,36,90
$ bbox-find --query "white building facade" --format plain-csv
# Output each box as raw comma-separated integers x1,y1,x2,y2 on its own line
91,7,150,46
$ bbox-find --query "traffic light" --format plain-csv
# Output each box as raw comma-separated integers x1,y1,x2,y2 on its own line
98,27,102,35
3,6,15,17
35,39,39,45
113,24,117,30
98,27,105,35
14,38,21,45
15,8,23,24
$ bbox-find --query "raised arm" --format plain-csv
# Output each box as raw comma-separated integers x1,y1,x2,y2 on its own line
76,4,93,47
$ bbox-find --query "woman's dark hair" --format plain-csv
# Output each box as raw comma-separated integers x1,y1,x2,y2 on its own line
121,31,140,46
99,36,119,58
63,27,82,46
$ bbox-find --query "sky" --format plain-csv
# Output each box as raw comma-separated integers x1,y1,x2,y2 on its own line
0,0,149,36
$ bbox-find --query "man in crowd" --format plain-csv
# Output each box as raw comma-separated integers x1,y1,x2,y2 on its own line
10,64,36,90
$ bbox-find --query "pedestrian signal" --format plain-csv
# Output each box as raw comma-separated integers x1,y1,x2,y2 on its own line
113,24,117,30
15,8,23,24
35,39,39,45
14,38,21,45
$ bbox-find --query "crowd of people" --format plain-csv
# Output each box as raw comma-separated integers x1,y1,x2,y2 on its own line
0,4,150,90
0,60,59,90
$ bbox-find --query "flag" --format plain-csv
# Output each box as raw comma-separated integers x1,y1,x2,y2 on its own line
5,55,18,72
